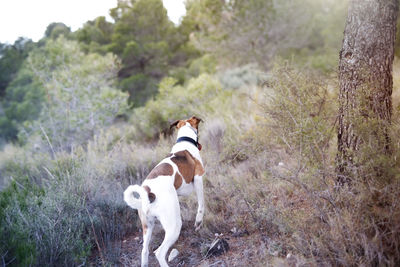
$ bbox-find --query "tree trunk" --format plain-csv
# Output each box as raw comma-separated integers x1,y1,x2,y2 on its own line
337,0,399,183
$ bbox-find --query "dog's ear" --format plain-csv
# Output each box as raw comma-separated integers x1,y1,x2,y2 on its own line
170,120,180,130
187,116,203,129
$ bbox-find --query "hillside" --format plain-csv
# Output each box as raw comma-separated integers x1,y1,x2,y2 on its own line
1,0,400,266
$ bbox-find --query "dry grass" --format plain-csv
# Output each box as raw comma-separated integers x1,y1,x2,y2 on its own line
2,62,400,266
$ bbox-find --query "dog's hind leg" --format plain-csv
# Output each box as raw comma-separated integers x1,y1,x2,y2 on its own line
139,210,154,267
154,194,182,267
155,217,182,267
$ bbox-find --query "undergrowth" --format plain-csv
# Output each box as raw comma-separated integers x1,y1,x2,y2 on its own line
1,62,400,266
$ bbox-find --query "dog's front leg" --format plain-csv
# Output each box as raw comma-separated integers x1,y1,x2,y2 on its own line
193,175,205,231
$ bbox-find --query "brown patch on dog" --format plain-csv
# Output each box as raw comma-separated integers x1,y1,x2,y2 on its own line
171,150,195,183
174,173,183,189
177,120,186,128
170,150,204,184
186,116,202,130
143,185,156,203
146,163,173,180
170,120,186,129
194,158,205,176
138,209,147,235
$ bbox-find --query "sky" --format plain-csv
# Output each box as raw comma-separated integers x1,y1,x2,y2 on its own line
0,0,186,44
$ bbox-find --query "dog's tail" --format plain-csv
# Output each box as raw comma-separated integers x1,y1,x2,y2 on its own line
123,185,155,214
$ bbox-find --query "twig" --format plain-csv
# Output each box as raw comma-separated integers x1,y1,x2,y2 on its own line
10,176,25,190
40,125,56,158
86,208,106,266
43,167,56,180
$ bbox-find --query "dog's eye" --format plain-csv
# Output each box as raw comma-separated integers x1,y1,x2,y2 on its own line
132,192,140,199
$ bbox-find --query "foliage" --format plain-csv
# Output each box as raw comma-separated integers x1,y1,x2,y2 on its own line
0,67,44,142
252,63,400,266
0,38,36,97
132,73,225,140
0,125,173,265
44,22,72,40
1,0,400,266
109,0,175,104
188,0,347,71
75,16,114,54
0,180,39,266
21,37,128,151
261,63,336,168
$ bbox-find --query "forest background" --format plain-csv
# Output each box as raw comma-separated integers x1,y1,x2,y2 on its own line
1,0,400,266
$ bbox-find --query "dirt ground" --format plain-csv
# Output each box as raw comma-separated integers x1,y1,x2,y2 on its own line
92,218,290,267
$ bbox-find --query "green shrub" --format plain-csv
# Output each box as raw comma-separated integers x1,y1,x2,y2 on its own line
260,63,336,170
0,125,175,265
132,73,224,139
0,164,90,266
0,180,39,266
20,37,129,152
252,63,400,266
0,67,44,142
119,73,158,107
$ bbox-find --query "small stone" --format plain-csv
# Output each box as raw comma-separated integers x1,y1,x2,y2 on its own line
168,248,179,262
134,237,140,241
232,229,249,237
286,253,297,266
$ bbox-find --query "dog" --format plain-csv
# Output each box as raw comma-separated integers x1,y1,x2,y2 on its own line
123,116,205,267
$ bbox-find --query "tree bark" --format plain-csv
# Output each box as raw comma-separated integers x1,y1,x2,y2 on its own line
337,0,399,183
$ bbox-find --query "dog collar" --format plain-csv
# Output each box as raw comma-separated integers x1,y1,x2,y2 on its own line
176,136,202,150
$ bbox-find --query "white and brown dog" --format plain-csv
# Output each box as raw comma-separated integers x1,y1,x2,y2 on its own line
123,116,205,267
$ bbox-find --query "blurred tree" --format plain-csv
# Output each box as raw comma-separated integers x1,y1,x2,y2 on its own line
336,0,399,183
75,16,114,54
395,13,400,57
108,0,175,105
0,67,44,142
188,0,314,69
109,0,136,22
22,37,128,151
45,22,72,40
187,0,347,71
0,38,35,97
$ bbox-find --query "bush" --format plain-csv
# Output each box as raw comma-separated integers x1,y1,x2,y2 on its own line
0,125,177,265
253,63,400,266
20,37,128,152
0,180,38,266
132,73,225,140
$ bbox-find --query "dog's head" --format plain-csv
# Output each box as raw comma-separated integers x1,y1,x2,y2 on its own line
170,116,203,131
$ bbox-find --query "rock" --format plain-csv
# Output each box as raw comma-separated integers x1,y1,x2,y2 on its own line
168,248,179,262
232,229,249,237
205,237,229,258
286,253,297,266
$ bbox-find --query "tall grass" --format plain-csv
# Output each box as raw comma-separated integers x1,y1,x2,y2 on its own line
0,126,173,265
2,61,400,266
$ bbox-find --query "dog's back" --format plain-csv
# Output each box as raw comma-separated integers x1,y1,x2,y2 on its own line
123,116,205,267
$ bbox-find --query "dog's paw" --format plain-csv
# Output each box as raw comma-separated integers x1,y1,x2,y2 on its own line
194,220,203,231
